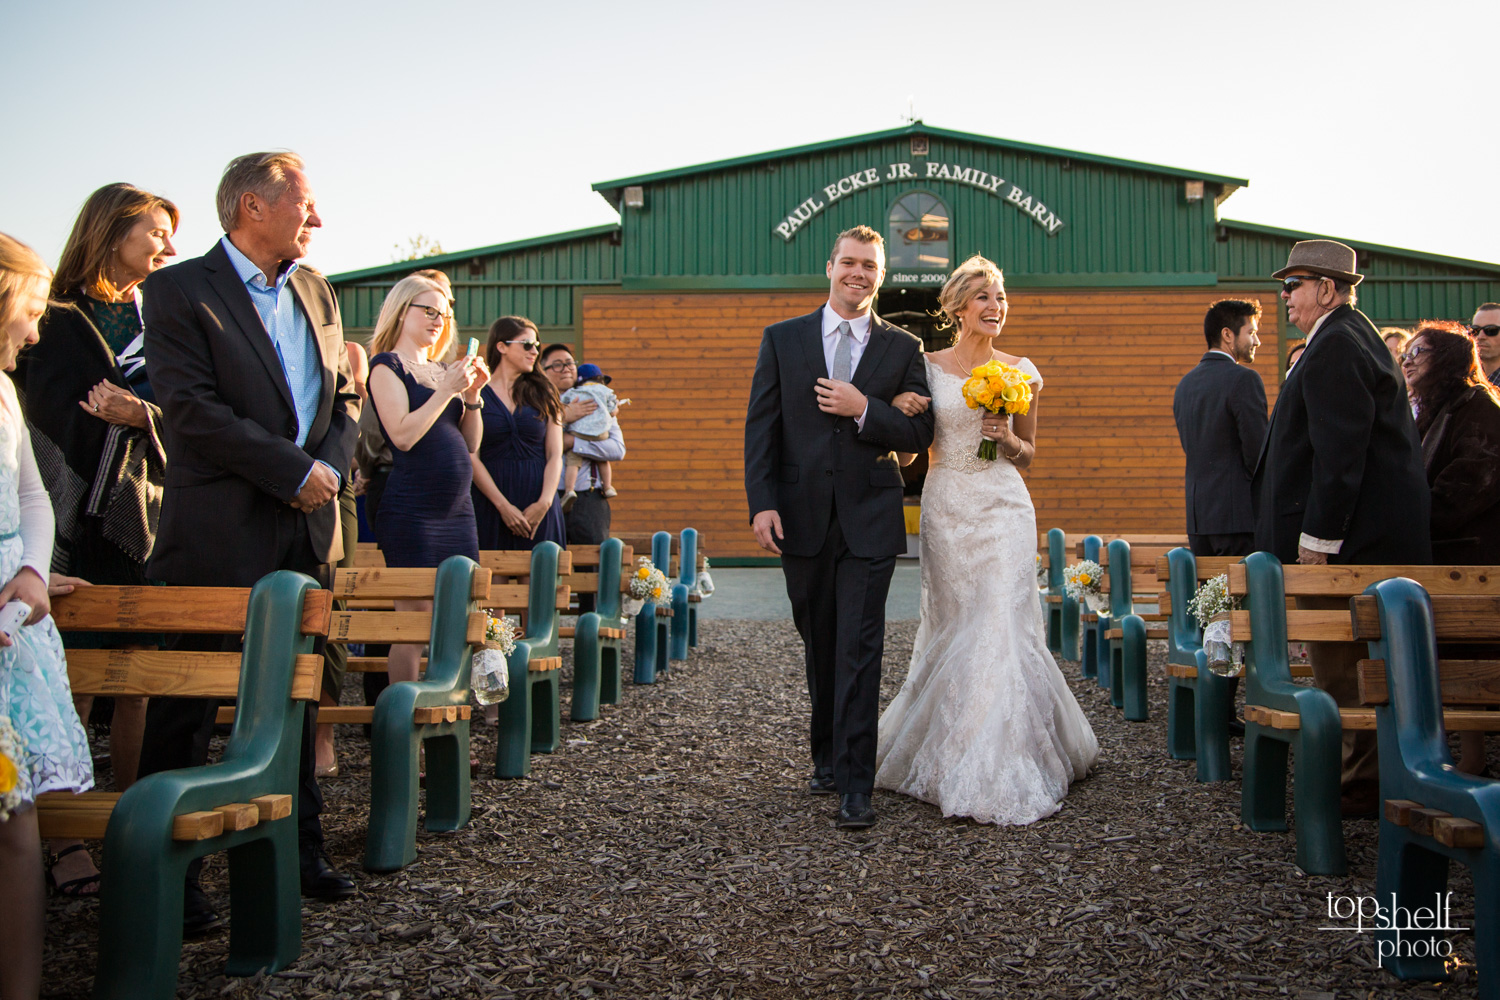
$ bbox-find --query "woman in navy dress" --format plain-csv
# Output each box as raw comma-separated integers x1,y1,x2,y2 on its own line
471,316,566,550
367,275,488,683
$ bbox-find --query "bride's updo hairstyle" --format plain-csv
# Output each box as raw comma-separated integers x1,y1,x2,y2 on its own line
936,254,1004,340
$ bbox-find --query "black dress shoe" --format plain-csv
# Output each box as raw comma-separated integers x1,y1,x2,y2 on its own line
183,883,224,937
300,845,357,900
836,792,877,829
809,765,836,795
1226,718,1246,738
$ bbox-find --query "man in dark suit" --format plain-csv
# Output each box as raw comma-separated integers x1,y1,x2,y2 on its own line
1173,299,1268,557
744,225,934,829
1251,239,1431,815
141,151,361,930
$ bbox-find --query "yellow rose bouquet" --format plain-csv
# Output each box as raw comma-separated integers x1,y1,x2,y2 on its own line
0,717,25,822
960,359,1033,460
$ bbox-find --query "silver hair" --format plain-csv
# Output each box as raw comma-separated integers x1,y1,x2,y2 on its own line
215,151,305,232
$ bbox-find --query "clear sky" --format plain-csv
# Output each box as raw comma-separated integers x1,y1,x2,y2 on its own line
6,0,1497,277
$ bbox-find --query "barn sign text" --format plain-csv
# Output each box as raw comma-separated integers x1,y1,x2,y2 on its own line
773,162,1066,242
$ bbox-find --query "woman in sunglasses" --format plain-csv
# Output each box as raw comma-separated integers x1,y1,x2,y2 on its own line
367,275,488,684
1402,320,1500,775
470,315,566,552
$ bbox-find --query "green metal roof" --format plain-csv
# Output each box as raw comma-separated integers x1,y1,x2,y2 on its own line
591,122,1249,208
327,223,621,283
1219,219,1500,274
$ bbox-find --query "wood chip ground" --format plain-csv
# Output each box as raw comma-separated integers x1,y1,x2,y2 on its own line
42,623,1487,998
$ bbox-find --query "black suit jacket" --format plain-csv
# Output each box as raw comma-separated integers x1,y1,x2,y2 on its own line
1172,352,1267,535
744,307,934,559
1251,304,1430,564
142,241,360,586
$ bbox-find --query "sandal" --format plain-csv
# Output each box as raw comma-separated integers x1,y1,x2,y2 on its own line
48,843,102,899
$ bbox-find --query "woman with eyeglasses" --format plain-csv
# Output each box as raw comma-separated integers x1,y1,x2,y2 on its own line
1402,320,1500,775
367,276,488,684
470,316,565,552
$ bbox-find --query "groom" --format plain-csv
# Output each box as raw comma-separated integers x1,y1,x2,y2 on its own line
743,225,935,829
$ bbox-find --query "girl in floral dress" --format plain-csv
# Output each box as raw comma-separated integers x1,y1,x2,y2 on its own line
0,232,93,1000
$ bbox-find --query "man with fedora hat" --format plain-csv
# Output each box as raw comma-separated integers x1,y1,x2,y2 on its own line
1251,239,1430,815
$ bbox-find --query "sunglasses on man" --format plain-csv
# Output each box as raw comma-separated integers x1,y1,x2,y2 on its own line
1280,275,1326,295
1470,324,1500,338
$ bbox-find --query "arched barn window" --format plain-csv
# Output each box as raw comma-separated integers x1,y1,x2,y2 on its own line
887,191,951,270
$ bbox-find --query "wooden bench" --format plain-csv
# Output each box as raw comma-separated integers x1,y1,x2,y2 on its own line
1152,550,1240,770
481,543,567,778
1040,529,1079,662
634,531,679,683
1355,577,1500,994
671,527,704,658
557,539,630,721
1095,538,1172,720
42,573,331,998
1231,556,1500,876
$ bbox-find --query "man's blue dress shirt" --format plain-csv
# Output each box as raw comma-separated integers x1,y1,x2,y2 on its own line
220,236,335,488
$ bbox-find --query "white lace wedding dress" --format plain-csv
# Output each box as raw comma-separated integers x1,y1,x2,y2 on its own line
875,357,1098,825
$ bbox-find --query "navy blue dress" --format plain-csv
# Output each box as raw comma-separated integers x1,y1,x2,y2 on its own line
370,353,479,567
472,383,566,550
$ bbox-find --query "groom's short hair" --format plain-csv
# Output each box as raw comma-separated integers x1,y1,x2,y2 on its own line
830,225,884,263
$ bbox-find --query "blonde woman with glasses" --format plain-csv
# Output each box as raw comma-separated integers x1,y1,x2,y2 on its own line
367,276,488,684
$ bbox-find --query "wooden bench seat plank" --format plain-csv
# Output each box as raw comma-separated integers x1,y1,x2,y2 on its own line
1433,815,1485,849
1105,627,1168,640
172,810,226,841
219,704,475,726
53,586,332,636
1247,705,1500,731
214,803,260,832
65,650,323,701
529,656,562,673
251,794,293,822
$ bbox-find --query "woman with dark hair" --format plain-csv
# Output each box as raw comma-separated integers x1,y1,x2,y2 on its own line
1401,320,1500,773
11,184,176,894
471,316,566,550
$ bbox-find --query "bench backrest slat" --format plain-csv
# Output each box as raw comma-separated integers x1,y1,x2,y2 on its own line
478,550,574,577
1357,657,1500,706
331,610,487,645
1350,593,1500,641
333,567,491,601
54,585,332,636
1229,563,1500,597
1155,553,1238,581
66,650,322,701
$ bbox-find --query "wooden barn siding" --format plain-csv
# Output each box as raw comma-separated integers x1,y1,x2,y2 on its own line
583,288,1281,559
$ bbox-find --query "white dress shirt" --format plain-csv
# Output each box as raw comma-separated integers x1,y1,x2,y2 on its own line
821,304,871,428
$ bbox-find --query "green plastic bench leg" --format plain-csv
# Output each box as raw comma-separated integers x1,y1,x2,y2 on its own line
365,696,423,871
1242,724,1290,832
633,606,657,684
669,584,689,660
1167,673,1197,760
224,831,301,978
1060,596,1079,662
1291,726,1348,876
1375,837,1453,982
600,640,621,704
1194,661,1234,782
1095,614,1112,689
1080,618,1098,679
495,644,534,778
422,723,471,833
572,613,603,721
688,606,698,648
1121,615,1148,721
655,619,670,676
531,671,560,753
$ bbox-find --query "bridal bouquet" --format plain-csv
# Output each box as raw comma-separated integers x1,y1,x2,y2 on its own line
1063,559,1105,612
626,557,671,615
0,717,26,822
472,613,520,706
960,359,1033,460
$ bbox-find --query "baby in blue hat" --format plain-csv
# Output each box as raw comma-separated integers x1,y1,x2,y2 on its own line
560,362,622,511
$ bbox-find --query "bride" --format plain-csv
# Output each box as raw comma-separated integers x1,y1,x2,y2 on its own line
875,254,1098,825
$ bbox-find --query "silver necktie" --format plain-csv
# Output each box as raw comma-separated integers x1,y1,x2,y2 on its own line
832,321,853,381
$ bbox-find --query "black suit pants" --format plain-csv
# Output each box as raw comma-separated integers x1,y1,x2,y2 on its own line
1189,533,1255,558
781,510,895,795
138,505,330,852
563,489,612,613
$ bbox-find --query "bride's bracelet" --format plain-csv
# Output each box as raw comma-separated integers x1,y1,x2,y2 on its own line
1003,442,1024,461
